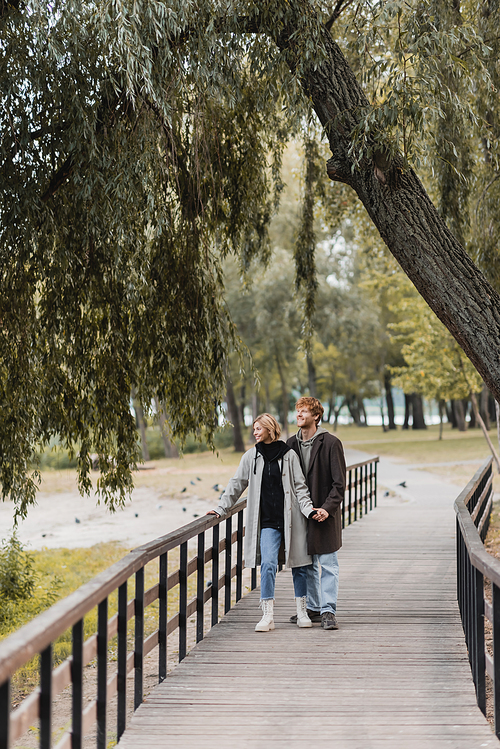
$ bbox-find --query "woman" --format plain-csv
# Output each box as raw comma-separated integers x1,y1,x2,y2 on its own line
207,413,326,632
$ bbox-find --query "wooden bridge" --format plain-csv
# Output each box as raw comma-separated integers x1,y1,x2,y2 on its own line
1,456,499,748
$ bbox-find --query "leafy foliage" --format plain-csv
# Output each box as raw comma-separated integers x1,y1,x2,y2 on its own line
0,532,61,631
2,0,500,515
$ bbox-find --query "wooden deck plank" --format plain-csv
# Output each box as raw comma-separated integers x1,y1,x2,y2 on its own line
117,468,497,748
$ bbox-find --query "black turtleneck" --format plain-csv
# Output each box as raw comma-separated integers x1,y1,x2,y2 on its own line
255,440,291,531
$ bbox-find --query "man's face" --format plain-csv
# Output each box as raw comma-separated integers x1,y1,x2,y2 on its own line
296,407,316,430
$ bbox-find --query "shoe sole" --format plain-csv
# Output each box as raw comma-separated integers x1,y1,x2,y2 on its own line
297,621,312,628
255,622,275,632
289,615,322,624
321,624,339,630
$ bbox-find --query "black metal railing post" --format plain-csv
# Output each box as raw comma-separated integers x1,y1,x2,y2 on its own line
40,644,52,749
159,552,168,681
196,533,205,643
236,510,244,602
71,619,83,749
97,598,108,749
251,567,257,591
225,518,232,614
211,524,220,626
134,569,144,710
117,581,127,739
348,469,352,525
179,541,188,661
0,678,9,749
473,566,486,714
493,582,500,737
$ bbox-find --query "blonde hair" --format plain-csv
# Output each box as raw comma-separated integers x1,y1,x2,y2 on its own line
253,413,281,441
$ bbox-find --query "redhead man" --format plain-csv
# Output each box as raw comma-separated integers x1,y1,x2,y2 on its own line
288,397,346,630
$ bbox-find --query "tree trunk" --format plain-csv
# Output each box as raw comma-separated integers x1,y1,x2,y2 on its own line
307,352,317,397
446,401,457,428
438,399,445,440
380,397,387,432
239,384,246,428
226,376,245,452
489,393,497,424
277,25,500,404
346,394,361,425
453,399,467,432
470,392,500,471
411,394,427,430
333,397,346,431
275,353,289,439
384,371,397,429
132,389,150,462
327,393,335,424
154,398,179,459
403,393,412,430
468,397,477,428
359,397,368,426
480,385,490,431
251,388,258,424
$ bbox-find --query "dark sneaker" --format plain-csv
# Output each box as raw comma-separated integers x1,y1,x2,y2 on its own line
289,609,322,624
321,612,339,630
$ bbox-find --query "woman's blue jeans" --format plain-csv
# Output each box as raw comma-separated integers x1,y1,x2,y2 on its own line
260,528,307,600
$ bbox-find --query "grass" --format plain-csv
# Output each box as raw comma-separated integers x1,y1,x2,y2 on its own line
4,542,194,707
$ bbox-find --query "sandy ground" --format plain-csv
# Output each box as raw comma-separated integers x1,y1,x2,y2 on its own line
1,448,372,551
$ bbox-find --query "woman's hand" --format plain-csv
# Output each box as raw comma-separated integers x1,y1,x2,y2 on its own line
311,508,329,522
206,510,220,517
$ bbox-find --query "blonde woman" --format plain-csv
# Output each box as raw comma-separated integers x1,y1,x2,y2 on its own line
207,413,327,632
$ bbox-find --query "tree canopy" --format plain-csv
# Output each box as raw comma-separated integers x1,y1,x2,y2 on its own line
2,0,500,516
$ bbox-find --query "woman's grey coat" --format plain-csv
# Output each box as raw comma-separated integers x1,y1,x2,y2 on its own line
215,447,314,569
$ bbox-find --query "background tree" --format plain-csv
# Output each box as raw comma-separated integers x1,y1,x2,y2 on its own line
4,0,500,517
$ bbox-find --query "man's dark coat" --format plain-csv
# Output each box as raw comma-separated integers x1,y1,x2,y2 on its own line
287,431,346,555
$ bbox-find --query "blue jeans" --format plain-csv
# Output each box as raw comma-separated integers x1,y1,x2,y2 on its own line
259,528,308,600
293,552,339,614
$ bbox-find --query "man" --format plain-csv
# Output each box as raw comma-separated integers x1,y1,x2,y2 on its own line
288,397,346,630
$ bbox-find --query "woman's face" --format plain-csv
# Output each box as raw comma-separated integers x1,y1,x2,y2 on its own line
253,421,272,444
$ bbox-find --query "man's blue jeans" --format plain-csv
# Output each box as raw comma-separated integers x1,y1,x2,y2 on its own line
292,552,339,614
259,528,307,599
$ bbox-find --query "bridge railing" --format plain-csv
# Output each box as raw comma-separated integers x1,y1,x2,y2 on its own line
454,456,499,736
0,455,378,749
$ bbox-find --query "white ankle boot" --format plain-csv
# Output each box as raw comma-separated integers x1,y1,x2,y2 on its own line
295,596,312,628
255,599,275,632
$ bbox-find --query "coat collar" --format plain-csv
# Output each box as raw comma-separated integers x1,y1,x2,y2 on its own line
291,429,325,476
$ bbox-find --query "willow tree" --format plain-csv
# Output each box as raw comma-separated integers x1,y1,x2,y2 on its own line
2,0,500,517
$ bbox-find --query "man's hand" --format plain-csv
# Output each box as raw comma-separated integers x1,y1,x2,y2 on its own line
311,508,329,522
206,510,220,517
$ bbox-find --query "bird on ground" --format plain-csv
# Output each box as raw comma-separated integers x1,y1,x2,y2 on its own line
181,487,187,493
135,513,139,517
75,518,80,524
182,507,187,512
190,480,196,485
383,491,389,497
193,513,199,518
397,481,407,488
197,477,202,481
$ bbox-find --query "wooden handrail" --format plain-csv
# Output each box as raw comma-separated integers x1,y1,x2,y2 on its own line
0,501,245,685
454,458,500,587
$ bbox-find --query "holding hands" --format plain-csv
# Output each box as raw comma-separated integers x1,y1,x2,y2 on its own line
312,507,329,522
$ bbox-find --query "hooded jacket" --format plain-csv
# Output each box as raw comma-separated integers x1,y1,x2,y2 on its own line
215,445,313,568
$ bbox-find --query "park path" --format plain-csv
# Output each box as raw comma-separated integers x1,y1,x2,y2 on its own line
117,455,497,748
